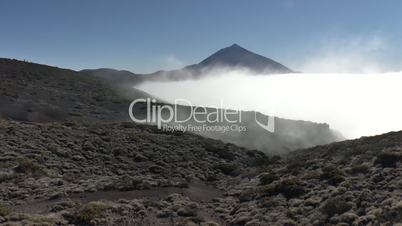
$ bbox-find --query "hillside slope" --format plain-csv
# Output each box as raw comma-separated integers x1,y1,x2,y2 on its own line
0,58,151,123
0,120,268,225
216,131,402,225
0,120,401,225
0,58,341,154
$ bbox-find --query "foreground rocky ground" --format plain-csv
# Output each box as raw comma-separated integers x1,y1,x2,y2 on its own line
0,120,267,225
219,132,402,226
0,119,402,225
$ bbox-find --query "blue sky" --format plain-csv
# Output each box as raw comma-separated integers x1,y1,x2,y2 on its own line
1,0,402,73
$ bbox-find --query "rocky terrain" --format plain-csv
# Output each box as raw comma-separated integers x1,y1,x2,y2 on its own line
219,131,402,226
0,58,150,123
0,120,268,225
0,120,401,225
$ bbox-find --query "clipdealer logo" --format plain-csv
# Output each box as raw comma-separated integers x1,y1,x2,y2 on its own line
128,98,275,133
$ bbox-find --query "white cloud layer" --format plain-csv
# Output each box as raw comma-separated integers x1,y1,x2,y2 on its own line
137,69,402,139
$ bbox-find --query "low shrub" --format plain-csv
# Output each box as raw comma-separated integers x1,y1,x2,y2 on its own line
238,188,258,202
302,171,321,180
177,206,197,217
321,197,352,217
276,179,305,199
259,172,278,185
320,166,345,186
0,203,11,216
375,150,402,167
14,159,48,178
262,179,305,199
215,163,240,176
205,143,235,160
71,202,108,225
0,173,16,183
286,160,305,175
349,164,369,175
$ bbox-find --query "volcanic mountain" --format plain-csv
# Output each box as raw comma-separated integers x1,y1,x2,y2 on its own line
83,44,293,84
184,43,293,74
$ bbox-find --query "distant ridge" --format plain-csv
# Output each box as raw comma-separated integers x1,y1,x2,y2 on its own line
82,44,293,83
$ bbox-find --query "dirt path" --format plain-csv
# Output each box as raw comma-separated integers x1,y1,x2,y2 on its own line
12,181,225,225
69,181,223,204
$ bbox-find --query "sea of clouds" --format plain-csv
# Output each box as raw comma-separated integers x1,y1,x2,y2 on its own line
137,69,402,139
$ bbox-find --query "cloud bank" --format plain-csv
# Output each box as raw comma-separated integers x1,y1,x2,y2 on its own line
136,69,402,139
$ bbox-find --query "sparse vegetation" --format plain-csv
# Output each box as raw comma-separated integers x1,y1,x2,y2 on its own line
176,218,205,226
187,216,205,224
302,171,321,180
177,206,197,217
24,215,61,225
0,203,11,216
286,160,305,175
276,179,305,199
71,202,108,225
261,179,305,199
375,149,402,167
321,197,353,217
349,164,369,175
0,173,16,183
259,171,278,185
14,159,49,178
320,165,345,185
238,188,258,202
0,161,13,169
205,143,236,160
215,163,240,176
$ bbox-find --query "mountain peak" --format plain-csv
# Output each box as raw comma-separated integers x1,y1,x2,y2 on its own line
221,43,249,53
197,44,293,74
228,43,242,48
